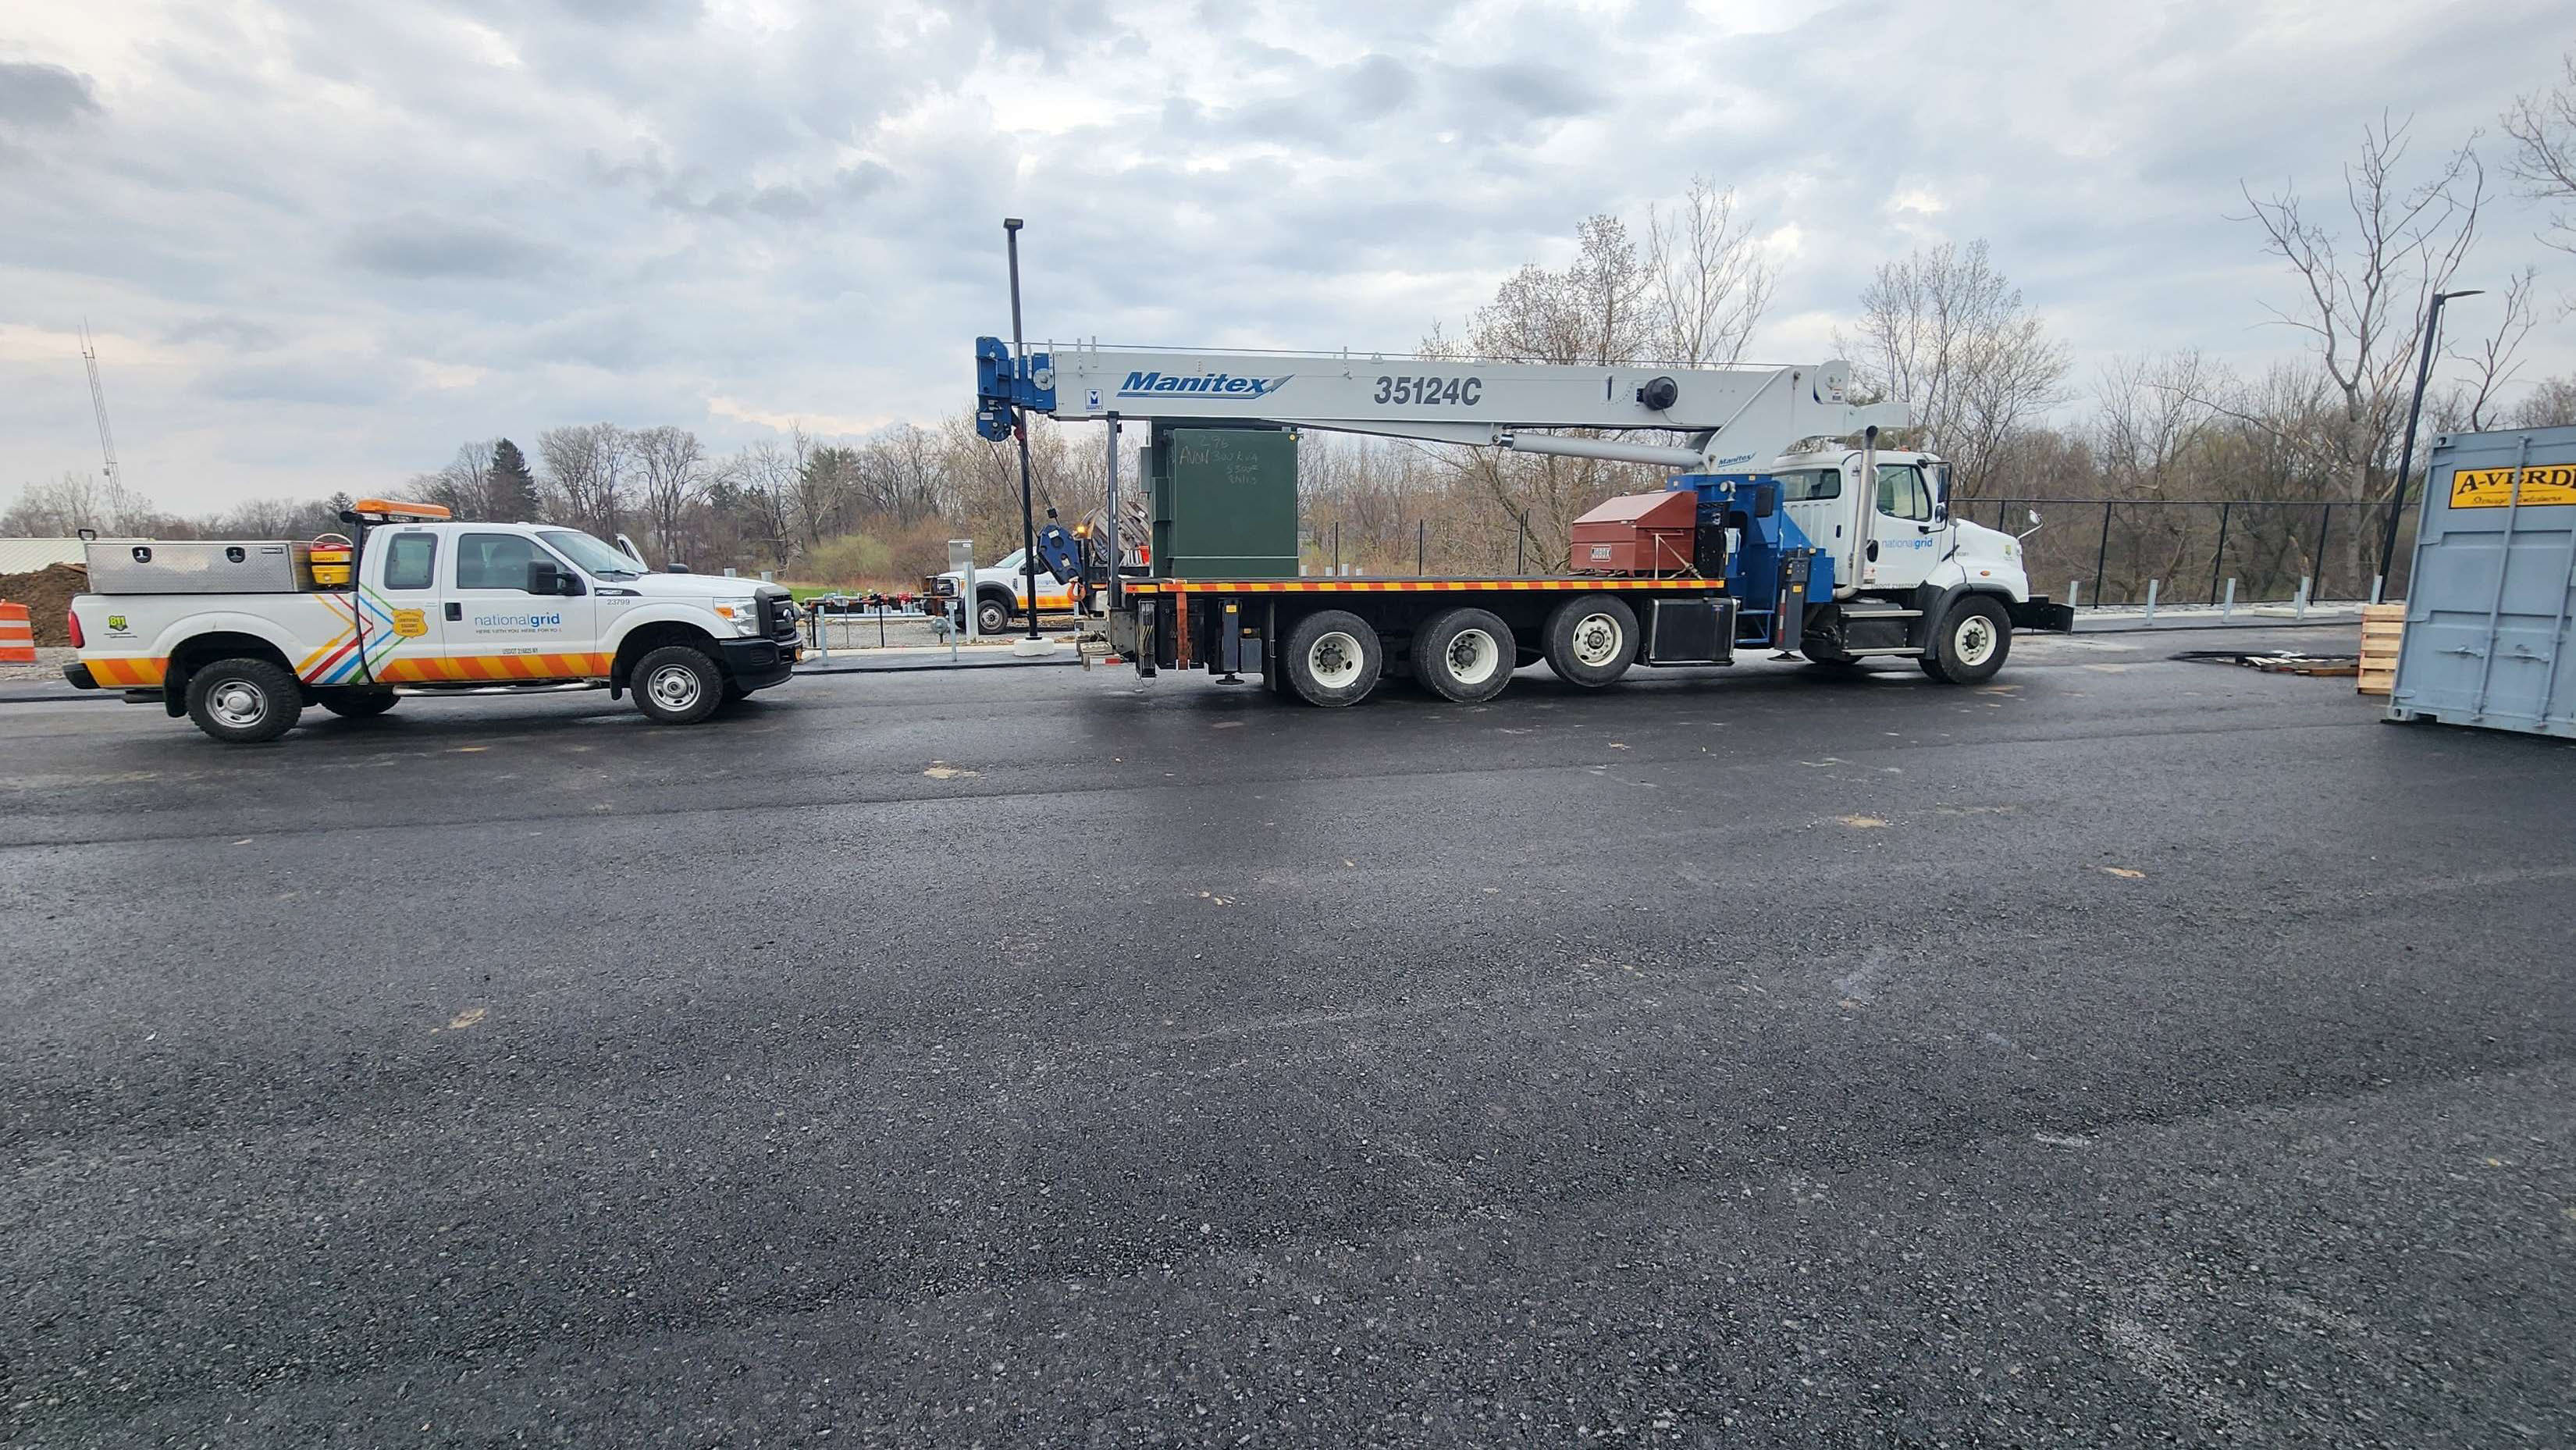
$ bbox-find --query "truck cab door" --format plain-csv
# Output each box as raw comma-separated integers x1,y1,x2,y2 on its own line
447,530,599,680
1862,461,1947,593
358,529,446,684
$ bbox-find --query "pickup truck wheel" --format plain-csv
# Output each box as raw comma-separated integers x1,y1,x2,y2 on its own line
1413,607,1514,703
185,657,304,743
317,689,398,718
1923,596,2010,685
976,594,1015,636
1542,594,1639,687
632,645,724,725
1283,609,1382,706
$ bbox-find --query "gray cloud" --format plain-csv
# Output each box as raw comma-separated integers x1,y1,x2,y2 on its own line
340,216,563,280
0,62,102,129
0,0,2567,515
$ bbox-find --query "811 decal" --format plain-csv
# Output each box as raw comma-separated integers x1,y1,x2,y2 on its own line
1374,375,1483,406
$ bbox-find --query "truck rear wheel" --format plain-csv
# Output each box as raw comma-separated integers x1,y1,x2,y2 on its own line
632,644,725,725
976,593,1015,636
1413,607,1514,703
317,689,398,718
1542,594,1639,687
1283,609,1382,707
1922,596,2010,685
185,657,304,743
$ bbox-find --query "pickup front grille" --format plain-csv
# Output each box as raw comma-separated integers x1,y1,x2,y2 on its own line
760,593,799,640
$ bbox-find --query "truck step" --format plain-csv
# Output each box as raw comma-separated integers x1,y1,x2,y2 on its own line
1844,646,1925,657
1840,607,1922,620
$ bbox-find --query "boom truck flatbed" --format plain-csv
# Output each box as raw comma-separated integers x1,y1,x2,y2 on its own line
974,295,2070,708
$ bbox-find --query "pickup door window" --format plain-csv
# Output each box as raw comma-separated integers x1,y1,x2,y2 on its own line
381,533,437,590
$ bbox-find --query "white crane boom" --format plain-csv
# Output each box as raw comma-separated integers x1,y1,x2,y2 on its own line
80,321,123,490
1002,343,1910,472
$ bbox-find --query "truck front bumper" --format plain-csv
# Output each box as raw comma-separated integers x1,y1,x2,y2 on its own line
717,636,799,689
62,662,98,690
2009,596,2076,632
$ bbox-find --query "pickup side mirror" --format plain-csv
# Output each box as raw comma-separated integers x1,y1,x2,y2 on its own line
664,561,689,573
526,559,575,596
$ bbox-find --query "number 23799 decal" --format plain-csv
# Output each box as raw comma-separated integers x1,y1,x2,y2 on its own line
1373,375,1484,406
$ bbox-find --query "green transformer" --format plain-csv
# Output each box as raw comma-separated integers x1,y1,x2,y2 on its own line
1149,426,1299,579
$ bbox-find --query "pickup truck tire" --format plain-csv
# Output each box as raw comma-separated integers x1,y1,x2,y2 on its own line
1542,594,1640,687
975,593,1015,636
1923,596,2010,685
185,657,304,743
632,644,725,725
1413,607,1515,704
317,689,398,718
1283,609,1382,707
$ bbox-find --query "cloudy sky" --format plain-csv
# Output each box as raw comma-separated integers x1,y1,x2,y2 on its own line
3,0,2569,514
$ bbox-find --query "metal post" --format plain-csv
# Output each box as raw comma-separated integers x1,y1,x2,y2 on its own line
1004,218,1041,641
1105,414,1122,609
1417,519,1426,578
2208,501,2231,605
1332,522,1341,576
2313,504,2332,603
1516,512,1528,575
2295,576,2310,620
877,598,887,649
2094,501,2112,604
2222,578,2236,619
2379,289,2480,599
2144,577,2159,625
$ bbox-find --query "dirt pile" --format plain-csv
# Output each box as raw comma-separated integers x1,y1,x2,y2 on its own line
0,564,89,646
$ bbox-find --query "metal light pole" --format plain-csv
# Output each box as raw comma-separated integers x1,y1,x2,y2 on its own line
2375,288,2481,600
1004,218,1041,640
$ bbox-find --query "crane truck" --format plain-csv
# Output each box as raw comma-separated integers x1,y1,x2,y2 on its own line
974,333,2070,707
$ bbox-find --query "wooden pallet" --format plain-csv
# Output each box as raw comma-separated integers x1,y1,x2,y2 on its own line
2358,602,2405,696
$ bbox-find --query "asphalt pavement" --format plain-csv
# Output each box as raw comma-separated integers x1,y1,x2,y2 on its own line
2,626,2570,1447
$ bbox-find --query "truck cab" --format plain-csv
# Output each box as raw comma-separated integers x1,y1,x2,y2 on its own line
924,546,1080,636
67,504,803,743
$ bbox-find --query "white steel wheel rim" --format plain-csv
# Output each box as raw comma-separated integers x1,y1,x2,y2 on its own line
647,663,703,711
1308,630,1365,689
1954,614,1998,667
1445,627,1503,686
1570,613,1624,668
209,679,267,729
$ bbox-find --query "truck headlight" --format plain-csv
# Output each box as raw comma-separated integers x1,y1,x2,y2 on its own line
714,600,764,635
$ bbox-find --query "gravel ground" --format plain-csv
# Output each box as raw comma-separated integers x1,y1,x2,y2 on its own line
0,645,74,682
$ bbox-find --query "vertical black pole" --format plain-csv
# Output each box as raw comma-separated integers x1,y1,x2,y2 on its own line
2208,501,2231,605
2378,293,2453,600
2314,503,2332,598
1332,522,1341,576
1004,219,1040,639
1516,512,1528,575
2094,501,2112,604
1417,519,1426,578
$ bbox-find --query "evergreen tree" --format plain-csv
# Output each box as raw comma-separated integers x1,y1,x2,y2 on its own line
490,437,540,522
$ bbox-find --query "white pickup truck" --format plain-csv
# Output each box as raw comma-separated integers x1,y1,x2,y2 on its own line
923,546,1082,636
63,499,802,743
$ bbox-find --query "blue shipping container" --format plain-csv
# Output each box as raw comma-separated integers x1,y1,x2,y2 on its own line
2387,424,2576,738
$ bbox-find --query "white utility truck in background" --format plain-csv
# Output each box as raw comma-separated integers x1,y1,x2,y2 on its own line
62,499,802,743
978,327,2072,705
923,545,1083,636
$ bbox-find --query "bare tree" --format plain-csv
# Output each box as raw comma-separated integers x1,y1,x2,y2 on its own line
2503,52,2576,255
1645,177,1776,366
2233,114,2485,509
538,423,632,539
2432,267,2540,431
425,440,496,519
1840,238,2071,493
631,425,706,565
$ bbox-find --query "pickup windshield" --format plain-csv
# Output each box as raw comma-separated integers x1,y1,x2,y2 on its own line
539,529,642,580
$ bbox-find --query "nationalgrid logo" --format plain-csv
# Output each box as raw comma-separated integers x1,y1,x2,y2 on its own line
1117,371,1293,400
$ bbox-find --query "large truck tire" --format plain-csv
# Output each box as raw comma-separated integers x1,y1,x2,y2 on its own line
1282,609,1383,707
1542,594,1639,688
317,689,399,718
1922,596,2010,685
975,593,1015,636
185,657,304,743
632,644,726,725
1413,607,1515,704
